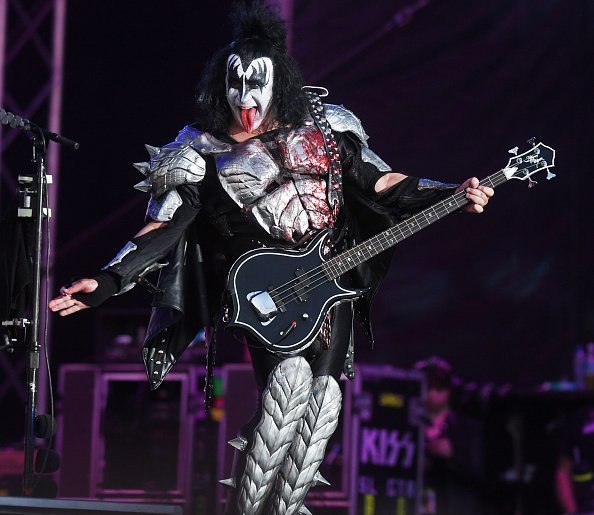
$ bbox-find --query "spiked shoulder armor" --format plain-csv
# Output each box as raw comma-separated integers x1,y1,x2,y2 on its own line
324,103,391,172
132,125,231,221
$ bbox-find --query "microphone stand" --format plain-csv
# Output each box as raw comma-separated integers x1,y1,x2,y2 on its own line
0,107,79,494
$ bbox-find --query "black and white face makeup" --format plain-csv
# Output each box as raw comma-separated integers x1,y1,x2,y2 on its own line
226,54,274,134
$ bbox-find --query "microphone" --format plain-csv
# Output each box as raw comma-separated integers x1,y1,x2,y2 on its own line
0,107,80,150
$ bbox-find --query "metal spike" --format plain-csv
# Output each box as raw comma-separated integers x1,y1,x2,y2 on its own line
219,477,236,488
546,170,556,180
145,144,161,157
299,507,313,515
228,436,248,451
313,471,331,487
508,146,518,155
133,179,151,192
133,162,150,176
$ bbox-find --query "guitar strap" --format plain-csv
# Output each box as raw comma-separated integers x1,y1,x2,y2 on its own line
303,88,343,230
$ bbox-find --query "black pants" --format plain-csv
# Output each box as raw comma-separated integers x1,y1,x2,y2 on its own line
246,301,353,390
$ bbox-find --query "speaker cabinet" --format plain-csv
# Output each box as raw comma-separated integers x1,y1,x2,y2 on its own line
57,364,207,513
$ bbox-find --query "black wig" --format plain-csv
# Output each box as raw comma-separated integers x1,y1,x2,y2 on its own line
195,2,308,134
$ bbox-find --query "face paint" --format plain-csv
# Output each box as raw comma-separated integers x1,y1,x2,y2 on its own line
226,54,274,134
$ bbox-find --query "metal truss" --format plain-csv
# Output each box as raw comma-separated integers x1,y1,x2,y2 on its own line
0,0,66,422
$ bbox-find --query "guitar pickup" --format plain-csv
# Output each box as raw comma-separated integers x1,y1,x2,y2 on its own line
247,291,279,322
293,268,310,302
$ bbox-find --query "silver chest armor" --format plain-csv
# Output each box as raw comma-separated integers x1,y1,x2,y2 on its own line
215,123,333,244
132,103,392,235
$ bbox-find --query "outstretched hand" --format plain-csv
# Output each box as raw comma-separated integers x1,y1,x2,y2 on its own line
48,278,97,316
456,177,494,214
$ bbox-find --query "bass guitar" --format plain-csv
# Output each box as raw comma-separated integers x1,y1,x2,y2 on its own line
226,141,556,353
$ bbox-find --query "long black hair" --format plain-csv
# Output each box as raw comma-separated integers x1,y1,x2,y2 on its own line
195,2,308,134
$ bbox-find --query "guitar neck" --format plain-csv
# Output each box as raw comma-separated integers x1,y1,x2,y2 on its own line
323,170,509,280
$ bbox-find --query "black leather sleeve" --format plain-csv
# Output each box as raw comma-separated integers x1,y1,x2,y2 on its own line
339,132,384,194
339,132,457,216
374,176,458,215
103,201,199,292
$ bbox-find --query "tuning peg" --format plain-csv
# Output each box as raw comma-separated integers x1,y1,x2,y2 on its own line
527,137,536,147
508,146,519,155
528,177,537,188
546,170,556,180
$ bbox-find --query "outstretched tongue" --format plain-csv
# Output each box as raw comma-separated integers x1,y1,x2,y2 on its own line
241,107,257,133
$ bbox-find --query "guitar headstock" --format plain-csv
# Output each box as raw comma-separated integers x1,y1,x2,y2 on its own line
503,140,556,186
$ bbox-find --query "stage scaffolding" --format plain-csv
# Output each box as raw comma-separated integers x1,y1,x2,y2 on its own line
0,0,66,428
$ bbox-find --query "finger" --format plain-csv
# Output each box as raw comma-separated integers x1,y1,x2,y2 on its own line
469,177,479,189
53,295,86,311
464,202,484,214
58,299,78,311
49,297,73,311
59,305,84,316
478,185,494,198
64,279,98,295
58,300,89,316
466,192,488,206
62,281,88,294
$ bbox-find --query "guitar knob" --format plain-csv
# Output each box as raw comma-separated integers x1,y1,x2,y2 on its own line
302,313,309,320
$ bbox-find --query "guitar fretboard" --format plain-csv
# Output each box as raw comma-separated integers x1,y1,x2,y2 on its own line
322,170,509,280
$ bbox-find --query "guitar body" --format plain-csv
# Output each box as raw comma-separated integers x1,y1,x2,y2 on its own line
227,230,364,353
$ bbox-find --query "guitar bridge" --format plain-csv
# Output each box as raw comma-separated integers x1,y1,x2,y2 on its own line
247,291,279,322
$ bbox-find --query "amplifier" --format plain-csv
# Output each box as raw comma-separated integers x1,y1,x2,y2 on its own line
56,364,213,514
350,365,426,515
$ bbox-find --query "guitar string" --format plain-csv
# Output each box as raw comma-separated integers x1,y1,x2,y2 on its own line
268,185,474,302
269,170,511,306
268,167,513,305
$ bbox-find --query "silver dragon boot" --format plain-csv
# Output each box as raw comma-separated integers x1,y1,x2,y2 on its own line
269,374,342,515
221,356,314,515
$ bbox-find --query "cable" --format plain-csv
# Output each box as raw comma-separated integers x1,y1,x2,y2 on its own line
32,162,56,489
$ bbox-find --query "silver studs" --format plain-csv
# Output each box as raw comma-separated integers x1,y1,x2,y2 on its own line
219,477,236,489
144,144,160,157
228,436,248,451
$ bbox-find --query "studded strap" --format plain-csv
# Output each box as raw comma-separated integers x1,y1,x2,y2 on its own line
303,88,343,227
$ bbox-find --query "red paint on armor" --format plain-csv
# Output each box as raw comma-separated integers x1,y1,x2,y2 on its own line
277,125,329,175
265,125,337,240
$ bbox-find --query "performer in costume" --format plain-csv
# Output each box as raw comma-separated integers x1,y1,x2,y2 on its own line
49,4,493,514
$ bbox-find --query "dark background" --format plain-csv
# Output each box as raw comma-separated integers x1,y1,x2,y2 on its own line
3,0,593,415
